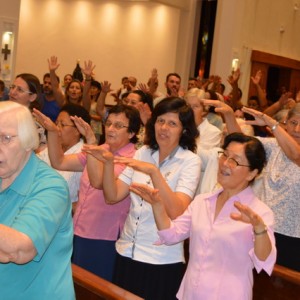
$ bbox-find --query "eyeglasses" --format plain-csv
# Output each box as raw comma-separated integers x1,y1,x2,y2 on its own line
218,151,250,169
156,118,181,128
104,120,129,130
9,84,33,95
55,121,76,128
0,134,18,145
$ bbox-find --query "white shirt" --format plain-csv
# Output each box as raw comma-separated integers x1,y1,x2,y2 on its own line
116,145,201,264
37,139,83,203
196,118,222,153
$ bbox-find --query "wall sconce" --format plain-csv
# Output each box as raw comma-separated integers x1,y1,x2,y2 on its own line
231,58,239,72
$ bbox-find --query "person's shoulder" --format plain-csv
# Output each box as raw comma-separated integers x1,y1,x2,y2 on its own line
177,146,201,163
36,156,68,187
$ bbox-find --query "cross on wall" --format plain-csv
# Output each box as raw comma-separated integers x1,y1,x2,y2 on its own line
1,44,11,60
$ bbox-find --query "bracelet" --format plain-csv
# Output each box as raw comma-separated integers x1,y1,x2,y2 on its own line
253,225,268,236
270,122,279,132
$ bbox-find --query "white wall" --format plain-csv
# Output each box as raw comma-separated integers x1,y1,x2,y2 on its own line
0,0,21,83
15,0,196,103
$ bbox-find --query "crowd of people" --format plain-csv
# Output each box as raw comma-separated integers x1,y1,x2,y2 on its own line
1,57,300,299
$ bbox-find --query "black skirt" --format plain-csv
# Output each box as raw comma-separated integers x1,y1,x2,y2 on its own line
113,253,185,300
275,232,300,271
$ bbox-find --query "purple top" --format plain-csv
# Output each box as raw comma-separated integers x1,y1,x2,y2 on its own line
158,187,276,300
73,143,136,240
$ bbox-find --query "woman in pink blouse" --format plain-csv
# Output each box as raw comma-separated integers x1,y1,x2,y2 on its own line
131,132,276,300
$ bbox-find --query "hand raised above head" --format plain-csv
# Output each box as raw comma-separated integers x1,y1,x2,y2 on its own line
48,56,60,72
251,70,262,86
101,81,112,94
82,60,95,78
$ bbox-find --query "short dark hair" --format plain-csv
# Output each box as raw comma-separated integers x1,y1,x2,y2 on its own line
107,104,141,144
222,132,266,175
144,97,198,152
131,90,153,112
43,72,60,83
166,73,181,82
60,103,91,125
91,80,102,90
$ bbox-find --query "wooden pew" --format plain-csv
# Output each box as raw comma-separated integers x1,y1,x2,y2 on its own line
253,264,300,300
72,262,300,299
72,264,143,300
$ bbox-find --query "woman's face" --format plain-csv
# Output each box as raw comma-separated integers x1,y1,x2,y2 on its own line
64,75,73,87
104,112,133,152
90,86,100,97
155,112,183,151
0,111,31,187
67,82,82,102
55,111,80,150
124,93,141,108
9,77,36,107
217,142,258,192
286,115,300,145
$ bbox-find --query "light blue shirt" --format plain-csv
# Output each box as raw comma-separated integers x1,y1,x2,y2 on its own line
0,153,75,300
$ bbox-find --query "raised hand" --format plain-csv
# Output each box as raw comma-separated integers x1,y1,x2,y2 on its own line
241,107,269,126
136,102,152,125
101,81,112,94
231,201,266,232
70,116,96,144
48,56,60,72
138,83,149,94
82,60,95,78
202,99,234,115
151,68,158,79
251,70,262,86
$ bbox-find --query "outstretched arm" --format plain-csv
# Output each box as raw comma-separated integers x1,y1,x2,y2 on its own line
81,60,96,112
0,225,36,264
96,81,112,119
82,144,130,202
202,99,242,133
47,56,66,107
32,109,83,171
130,183,171,230
250,70,268,111
113,157,192,219
231,201,272,261
242,106,300,166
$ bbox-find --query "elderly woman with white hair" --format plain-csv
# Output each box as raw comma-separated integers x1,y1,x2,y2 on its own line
0,101,74,299
185,88,222,152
